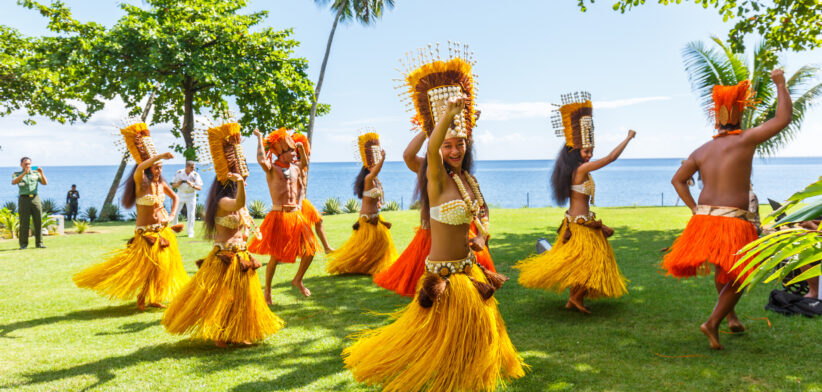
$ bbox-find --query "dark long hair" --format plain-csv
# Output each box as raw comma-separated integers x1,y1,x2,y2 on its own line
550,146,584,206
415,141,475,223
353,166,370,199
203,178,238,239
121,165,164,209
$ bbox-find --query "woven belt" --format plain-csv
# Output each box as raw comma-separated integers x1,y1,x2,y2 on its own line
360,212,380,220
565,211,596,225
694,205,757,223
215,242,247,252
425,251,476,278
271,204,300,212
135,222,167,234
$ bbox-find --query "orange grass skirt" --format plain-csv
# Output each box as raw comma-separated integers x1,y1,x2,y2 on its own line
302,199,322,224
343,266,526,391
248,209,318,263
662,214,758,284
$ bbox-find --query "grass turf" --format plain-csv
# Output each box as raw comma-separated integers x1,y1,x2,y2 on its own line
1,206,821,391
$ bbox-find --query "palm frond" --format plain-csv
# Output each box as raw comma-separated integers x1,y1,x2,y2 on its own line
682,41,737,118
711,36,748,82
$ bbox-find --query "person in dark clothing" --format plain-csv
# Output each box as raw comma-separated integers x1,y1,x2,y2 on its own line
66,184,80,221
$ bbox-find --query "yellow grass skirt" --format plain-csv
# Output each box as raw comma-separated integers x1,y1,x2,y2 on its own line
73,226,189,303
326,215,398,275
162,247,284,343
515,218,627,298
343,265,526,391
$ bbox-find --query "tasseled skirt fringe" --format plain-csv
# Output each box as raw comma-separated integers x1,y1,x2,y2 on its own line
662,214,758,284
326,215,398,275
515,219,627,298
162,247,284,343
343,266,526,392
73,226,189,303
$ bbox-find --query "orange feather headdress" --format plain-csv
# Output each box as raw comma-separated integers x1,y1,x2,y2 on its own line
264,128,296,161
550,91,594,150
711,80,754,131
396,41,477,139
290,131,310,158
118,121,158,164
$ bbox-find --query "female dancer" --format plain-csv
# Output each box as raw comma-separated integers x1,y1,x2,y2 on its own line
74,122,188,310
290,131,334,253
163,121,283,347
326,132,397,275
515,92,634,313
373,121,496,297
344,45,525,391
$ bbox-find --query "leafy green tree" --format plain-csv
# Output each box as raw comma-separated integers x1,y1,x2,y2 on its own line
578,0,821,60
19,0,324,160
682,36,822,156
307,0,395,143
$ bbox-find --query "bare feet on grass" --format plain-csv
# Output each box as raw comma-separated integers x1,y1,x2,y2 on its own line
566,298,591,314
137,298,146,311
324,247,335,254
215,340,228,348
727,317,745,333
264,290,273,306
700,322,723,350
148,303,166,309
292,279,311,297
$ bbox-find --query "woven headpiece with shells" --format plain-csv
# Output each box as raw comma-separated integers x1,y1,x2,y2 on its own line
550,91,594,150
396,41,477,139
116,119,158,164
356,131,381,168
194,112,249,184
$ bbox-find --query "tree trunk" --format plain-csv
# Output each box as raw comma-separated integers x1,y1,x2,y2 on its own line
306,6,344,145
100,90,156,211
181,83,196,160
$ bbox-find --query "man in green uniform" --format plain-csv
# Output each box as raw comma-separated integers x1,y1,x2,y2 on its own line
11,157,48,249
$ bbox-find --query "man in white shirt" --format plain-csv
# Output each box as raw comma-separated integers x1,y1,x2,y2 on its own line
172,161,203,237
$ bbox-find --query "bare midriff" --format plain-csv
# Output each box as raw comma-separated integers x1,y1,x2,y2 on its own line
215,209,247,245
428,176,476,261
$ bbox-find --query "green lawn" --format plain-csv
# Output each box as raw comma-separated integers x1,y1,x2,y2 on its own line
1,207,821,391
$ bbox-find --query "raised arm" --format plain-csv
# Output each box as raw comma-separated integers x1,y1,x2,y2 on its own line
36,167,47,185
134,152,173,184
577,130,636,176
296,142,309,170
253,128,272,172
672,155,699,212
218,173,246,212
403,130,427,173
364,149,386,186
427,96,466,195
742,69,792,146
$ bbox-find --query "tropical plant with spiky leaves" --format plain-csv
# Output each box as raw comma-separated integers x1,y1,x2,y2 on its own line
682,36,822,156
733,177,822,291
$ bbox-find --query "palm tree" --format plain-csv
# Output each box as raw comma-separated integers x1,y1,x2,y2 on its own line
307,0,396,144
682,36,822,156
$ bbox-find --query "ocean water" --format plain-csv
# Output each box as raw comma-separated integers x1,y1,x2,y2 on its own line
2,158,821,214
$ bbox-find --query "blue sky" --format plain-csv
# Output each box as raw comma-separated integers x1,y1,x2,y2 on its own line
1,0,820,166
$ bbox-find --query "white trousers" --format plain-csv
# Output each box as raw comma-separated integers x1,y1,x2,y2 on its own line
173,193,197,237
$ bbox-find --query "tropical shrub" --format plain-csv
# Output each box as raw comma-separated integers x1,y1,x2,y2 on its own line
73,220,90,234
322,198,342,215
127,211,138,221
343,199,361,214
382,200,400,211
99,204,124,222
248,200,269,219
82,206,98,222
196,203,205,220
3,201,17,213
409,200,421,210
41,212,57,235
40,198,59,214
0,208,20,239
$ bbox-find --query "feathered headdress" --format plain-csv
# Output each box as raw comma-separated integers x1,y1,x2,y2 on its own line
264,128,296,161
290,132,310,158
396,41,477,139
711,80,754,130
194,113,249,184
117,120,158,164
357,132,381,168
550,91,594,150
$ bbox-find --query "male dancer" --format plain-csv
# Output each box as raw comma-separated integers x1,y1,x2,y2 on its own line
249,128,318,300
664,69,792,349
290,132,334,253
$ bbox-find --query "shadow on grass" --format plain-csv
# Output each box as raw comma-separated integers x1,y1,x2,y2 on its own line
0,304,143,338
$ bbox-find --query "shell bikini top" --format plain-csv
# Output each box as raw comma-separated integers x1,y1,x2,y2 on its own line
570,174,596,204
215,209,254,229
136,183,165,206
363,187,382,199
430,199,474,225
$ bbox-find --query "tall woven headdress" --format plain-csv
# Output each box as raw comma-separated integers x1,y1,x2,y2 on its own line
194,113,249,184
117,119,158,164
550,91,594,150
396,41,477,139
711,80,754,131
357,131,381,168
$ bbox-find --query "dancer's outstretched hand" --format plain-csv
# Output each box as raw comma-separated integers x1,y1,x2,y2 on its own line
628,130,637,139
771,69,785,85
253,128,263,138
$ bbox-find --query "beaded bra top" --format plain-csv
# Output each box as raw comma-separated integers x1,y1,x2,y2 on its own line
570,174,596,204
430,199,474,225
363,187,382,199
136,182,165,206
